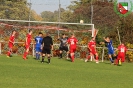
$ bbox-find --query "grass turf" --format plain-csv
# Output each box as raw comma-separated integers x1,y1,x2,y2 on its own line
0,55,133,88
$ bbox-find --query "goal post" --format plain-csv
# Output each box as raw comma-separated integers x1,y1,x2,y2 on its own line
0,19,95,37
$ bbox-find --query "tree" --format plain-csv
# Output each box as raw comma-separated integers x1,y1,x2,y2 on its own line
0,0,42,26
41,11,54,21
0,0,29,20
41,8,65,22
31,10,42,21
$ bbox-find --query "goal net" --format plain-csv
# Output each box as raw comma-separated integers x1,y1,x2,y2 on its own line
0,19,95,59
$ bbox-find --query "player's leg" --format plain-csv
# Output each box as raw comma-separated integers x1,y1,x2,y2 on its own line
65,46,69,59
70,48,76,62
115,55,121,65
91,50,97,61
121,55,125,62
7,44,13,57
41,47,46,63
7,48,12,57
109,54,114,64
35,47,39,60
23,48,29,59
115,57,119,65
108,50,115,63
39,46,43,60
47,48,51,64
35,51,39,60
112,53,117,60
118,55,125,65
95,53,99,63
66,51,69,59
38,48,42,60
85,52,91,62
23,45,30,60
59,50,63,58
59,47,63,59
36,47,41,60
108,50,114,63
70,52,74,62
42,54,46,63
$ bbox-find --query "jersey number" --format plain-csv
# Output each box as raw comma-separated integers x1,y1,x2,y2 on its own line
120,48,125,52
36,38,40,44
70,40,74,45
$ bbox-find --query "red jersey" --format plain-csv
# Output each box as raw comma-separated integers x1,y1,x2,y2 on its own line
88,40,96,50
118,44,127,55
67,37,78,48
9,35,15,45
26,33,32,44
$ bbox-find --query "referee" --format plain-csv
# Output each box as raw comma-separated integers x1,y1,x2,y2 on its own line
41,32,53,64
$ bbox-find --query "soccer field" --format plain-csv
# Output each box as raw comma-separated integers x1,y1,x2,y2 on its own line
0,55,133,88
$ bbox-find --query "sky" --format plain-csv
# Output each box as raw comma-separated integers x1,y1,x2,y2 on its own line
27,0,133,15
27,0,74,15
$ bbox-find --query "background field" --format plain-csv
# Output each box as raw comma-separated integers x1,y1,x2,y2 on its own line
0,55,133,88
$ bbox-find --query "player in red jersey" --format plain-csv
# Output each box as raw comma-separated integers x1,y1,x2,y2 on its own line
85,37,99,63
115,43,127,65
23,30,32,60
67,33,78,62
7,30,16,57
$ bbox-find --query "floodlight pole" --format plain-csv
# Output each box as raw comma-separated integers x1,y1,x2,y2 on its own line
28,0,32,31
91,0,93,24
117,27,121,44
91,0,94,37
58,0,61,38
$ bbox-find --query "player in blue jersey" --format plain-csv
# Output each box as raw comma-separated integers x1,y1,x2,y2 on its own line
35,32,43,60
103,37,116,64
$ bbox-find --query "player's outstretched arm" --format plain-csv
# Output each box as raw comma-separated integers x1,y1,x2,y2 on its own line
103,37,107,41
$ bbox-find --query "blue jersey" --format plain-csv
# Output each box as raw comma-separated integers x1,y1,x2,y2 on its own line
105,40,114,54
35,36,43,47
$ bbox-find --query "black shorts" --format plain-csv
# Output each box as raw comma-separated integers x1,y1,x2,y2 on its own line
59,46,68,52
42,47,51,54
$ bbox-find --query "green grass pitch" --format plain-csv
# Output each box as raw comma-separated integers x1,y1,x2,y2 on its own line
0,55,133,88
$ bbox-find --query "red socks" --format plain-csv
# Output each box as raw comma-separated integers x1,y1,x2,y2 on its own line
87,55,91,60
7,51,11,56
115,59,119,65
71,54,74,62
96,56,99,61
23,52,28,58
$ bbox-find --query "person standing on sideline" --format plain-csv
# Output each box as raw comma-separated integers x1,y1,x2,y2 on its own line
7,30,16,57
115,43,127,65
103,37,116,64
34,32,43,60
23,29,32,60
85,37,99,63
67,33,78,62
41,32,53,64
58,34,69,59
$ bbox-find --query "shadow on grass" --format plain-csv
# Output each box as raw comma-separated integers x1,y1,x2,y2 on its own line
33,57,41,61
39,60,50,64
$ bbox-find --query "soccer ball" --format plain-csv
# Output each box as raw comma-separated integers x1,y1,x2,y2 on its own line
80,20,84,24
